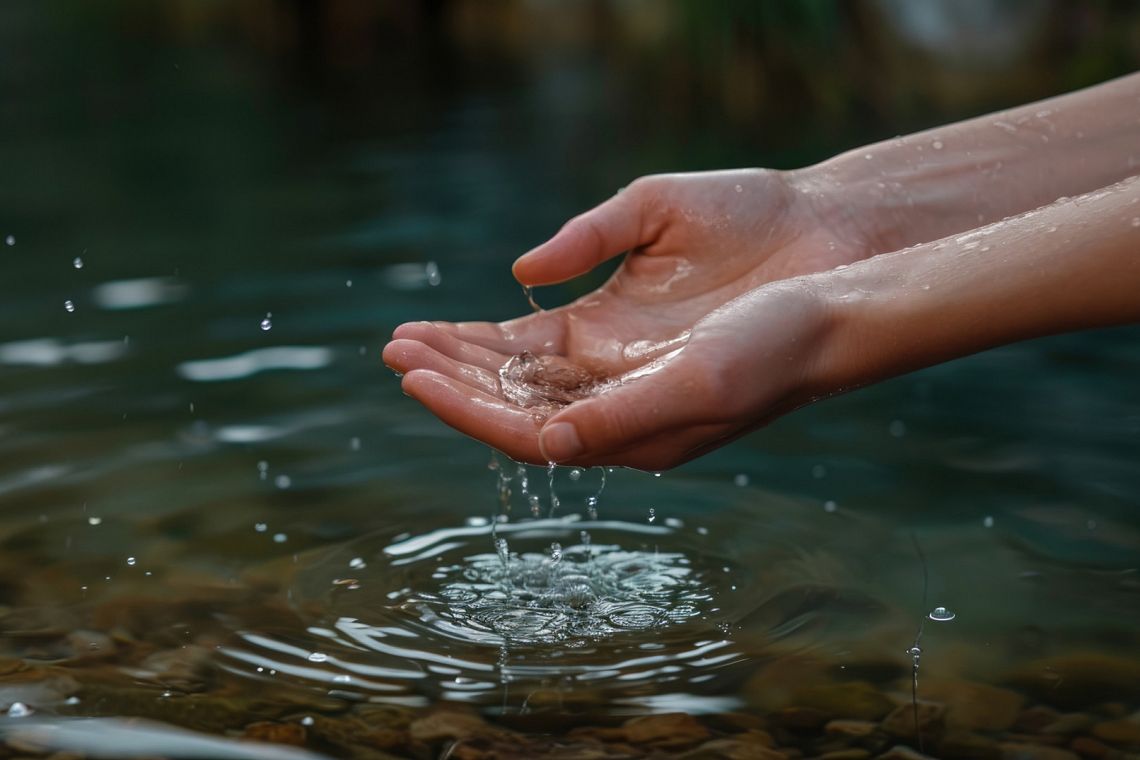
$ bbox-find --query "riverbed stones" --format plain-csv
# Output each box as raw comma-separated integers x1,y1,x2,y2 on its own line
998,743,1082,760
792,682,895,721
920,679,1024,732
623,713,711,748
1005,655,1140,709
881,701,947,743
1091,718,1140,746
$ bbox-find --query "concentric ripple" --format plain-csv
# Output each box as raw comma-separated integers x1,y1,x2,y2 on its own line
219,515,755,711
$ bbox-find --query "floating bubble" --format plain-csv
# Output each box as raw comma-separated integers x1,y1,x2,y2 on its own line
64,300,75,313
307,652,328,663
126,557,136,566
260,313,272,331
928,606,956,622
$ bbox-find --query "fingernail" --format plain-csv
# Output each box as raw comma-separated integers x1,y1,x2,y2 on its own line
540,422,583,462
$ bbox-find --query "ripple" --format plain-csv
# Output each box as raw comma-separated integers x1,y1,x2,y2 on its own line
177,347,333,382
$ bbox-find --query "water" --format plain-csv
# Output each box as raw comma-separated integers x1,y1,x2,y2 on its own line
0,4,1138,757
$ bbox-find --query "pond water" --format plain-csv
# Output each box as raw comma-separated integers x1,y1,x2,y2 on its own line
1,5,1138,759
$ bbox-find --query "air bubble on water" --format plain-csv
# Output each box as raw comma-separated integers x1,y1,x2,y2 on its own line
568,468,582,481
823,500,838,513
928,606,956,622
307,652,328,663
73,256,84,269
425,261,441,287
983,515,994,528
275,474,291,489
5,235,14,246
6,702,31,717
260,313,272,331
647,507,656,524
88,516,102,526
126,557,136,566
733,473,749,487
549,542,562,563
349,557,366,570
273,533,287,543
64,300,75,313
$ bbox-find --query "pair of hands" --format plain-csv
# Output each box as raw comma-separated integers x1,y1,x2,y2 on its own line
382,169,872,470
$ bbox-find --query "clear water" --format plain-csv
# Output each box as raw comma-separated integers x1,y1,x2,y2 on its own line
1,4,1138,756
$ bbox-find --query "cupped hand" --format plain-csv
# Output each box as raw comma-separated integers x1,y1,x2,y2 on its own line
383,169,866,469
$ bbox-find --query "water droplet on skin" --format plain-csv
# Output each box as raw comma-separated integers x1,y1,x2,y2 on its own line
863,153,873,160
275,474,291,489
734,184,743,193
823,500,838,513
932,140,944,150
733,473,749,487
273,533,287,543
1131,217,1140,227
983,515,994,528
929,606,956,622
307,652,328,663
5,235,14,246
126,557,136,566
88,516,102,526
425,261,441,286
549,542,562,563
254,523,267,532
921,284,931,291
349,557,366,569
260,313,272,331
73,256,84,269
647,507,656,523
6,702,31,717
64,300,75,313
568,468,582,481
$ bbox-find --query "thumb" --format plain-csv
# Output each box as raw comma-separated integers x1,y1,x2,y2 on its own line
513,180,664,286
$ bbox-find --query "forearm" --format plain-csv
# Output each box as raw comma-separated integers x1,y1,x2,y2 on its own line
796,72,1140,253
813,175,1140,394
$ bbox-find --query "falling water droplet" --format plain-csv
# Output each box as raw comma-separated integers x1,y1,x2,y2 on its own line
425,261,441,286
87,516,102,526
928,606,956,622
549,542,562,563
494,537,510,565
349,436,361,451
824,500,838,513
275,474,291,489
260,313,272,331
585,496,598,520
889,420,907,437
568,468,582,481
733,473,749,487
64,300,75,313
254,523,267,532
273,533,287,543
983,515,994,528
348,557,366,569
580,530,591,547
528,494,541,517
647,507,656,523
345,279,353,287
300,716,315,726
126,557,136,566
307,652,328,663
73,256,84,269
5,235,15,246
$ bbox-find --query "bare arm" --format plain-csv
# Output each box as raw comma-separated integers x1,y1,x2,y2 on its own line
800,72,1140,254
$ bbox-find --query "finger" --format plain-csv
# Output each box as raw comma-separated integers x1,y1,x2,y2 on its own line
537,353,714,464
390,322,510,371
513,180,665,286
401,370,545,463
431,312,566,355
382,339,502,397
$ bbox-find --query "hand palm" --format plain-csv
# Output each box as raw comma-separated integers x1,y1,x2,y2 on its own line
384,169,867,466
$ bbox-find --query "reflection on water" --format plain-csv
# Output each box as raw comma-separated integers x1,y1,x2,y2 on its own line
0,1,1138,757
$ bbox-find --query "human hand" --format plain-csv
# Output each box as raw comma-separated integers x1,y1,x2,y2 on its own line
383,169,870,468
